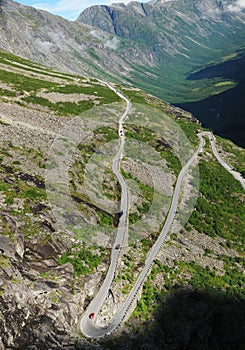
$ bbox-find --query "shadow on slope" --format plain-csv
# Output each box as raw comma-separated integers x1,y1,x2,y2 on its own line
100,288,245,350
3,288,244,349
176,55,245,148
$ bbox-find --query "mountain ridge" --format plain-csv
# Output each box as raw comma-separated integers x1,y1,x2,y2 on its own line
1,1,244,104
76,0,245,146
0,0,245,146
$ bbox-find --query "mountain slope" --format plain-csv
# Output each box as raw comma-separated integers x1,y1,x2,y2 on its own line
0,0,152,82
76,0,245,146
77,0,245,102
0,50,244,349
0,0,244,105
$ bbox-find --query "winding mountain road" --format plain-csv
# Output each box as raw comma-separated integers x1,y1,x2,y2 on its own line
80,87,244,339
80,83,131,338
199,131,245,190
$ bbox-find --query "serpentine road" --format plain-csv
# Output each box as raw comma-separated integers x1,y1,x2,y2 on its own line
80,86,244,339
199,132,245,190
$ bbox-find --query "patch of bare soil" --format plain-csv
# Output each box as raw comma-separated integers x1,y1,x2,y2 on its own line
0,101,71,152
37,91,97,103
158,229,240,274
0,82,14,91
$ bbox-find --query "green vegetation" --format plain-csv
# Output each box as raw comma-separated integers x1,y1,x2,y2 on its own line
87,48,101,61
0,50,75,80
114,246,144,295
176,259,245,298
0,145,48,240
119,287,245,350
121,169,154,224
131,252,245,324
0,255,9,267
120,88,148,104
57,242,106,277
22,217,42,237
0,50,244,339
188,159,245,250
216,136,245,176
204,248,213,256
18,81,122,115
22,95,94,116
176,119,199,146
124,146,244,325
78,143,96,156
0,50,46,69
21,187,45,201
132,261,173,321
140,238,153,256
126,124,181,175
51,83,121,104
0,69,58,92
0,50,124,117
94,126,118,141
157,148,181,175
68,126,120,225
116,256,137,294
97,210,113,227
0,173,46,214
0,88,17,98
130,47,243,105
126,124,154,143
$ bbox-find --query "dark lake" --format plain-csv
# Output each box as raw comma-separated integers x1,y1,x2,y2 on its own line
176,55,245,148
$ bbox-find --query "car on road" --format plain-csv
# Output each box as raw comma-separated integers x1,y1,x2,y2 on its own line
89,313,95,320
115,244,120,250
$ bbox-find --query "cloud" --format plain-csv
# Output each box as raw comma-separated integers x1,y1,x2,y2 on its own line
228,0,245,12
30,0,91,19
105,36,120,50
90,29,120,50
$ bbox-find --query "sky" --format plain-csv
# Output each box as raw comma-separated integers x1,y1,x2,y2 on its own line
13,0,245,21
15,0,148,20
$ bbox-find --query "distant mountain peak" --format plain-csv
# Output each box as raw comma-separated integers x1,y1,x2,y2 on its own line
148,0,175,5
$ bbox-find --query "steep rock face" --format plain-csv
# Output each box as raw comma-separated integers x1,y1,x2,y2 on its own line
77,0,245,56
0,0,92,73
0,0,153,81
